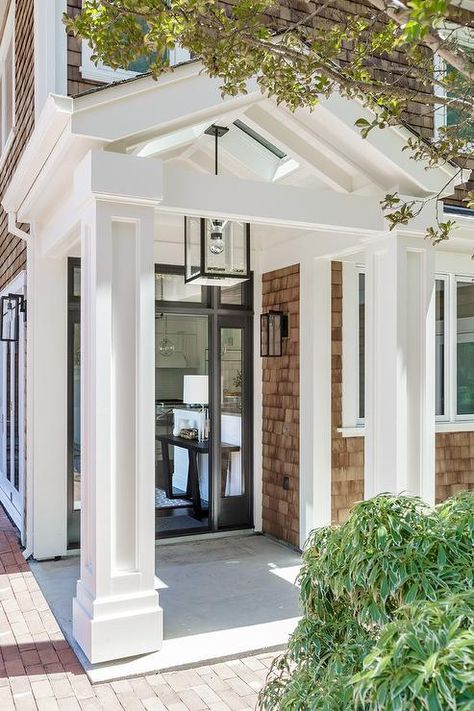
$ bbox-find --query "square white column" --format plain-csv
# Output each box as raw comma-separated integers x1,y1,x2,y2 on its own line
73,200,162,664
299,258,332,546
364,234,435,503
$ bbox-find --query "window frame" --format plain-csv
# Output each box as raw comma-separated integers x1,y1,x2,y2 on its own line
80,40,191,84
433,24,474,146
0,2,15,163
341,262,365,430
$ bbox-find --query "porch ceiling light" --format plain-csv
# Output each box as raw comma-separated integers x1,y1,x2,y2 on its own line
260,311,289,357
184,124,251,287
0,294,25,342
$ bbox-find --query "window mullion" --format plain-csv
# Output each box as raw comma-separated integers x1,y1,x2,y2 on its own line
449,274,457,421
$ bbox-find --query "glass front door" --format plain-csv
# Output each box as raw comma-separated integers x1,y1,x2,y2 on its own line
0,276,26,531
215,318,252,529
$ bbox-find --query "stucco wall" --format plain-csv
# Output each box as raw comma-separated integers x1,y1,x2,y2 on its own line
261,264,300,547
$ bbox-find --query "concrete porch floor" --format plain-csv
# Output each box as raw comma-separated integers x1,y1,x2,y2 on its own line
30,534,302,682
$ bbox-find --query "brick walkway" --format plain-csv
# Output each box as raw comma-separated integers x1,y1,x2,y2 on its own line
0,507,275,710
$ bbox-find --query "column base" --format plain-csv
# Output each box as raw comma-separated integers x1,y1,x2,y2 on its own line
73,582,163,664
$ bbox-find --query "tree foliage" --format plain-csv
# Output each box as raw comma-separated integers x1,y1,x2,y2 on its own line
259,492,474,711
65,1,474,242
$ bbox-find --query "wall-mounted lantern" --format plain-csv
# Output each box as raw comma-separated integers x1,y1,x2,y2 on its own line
184,217,250,286
0,294,26,342
260,311,289,357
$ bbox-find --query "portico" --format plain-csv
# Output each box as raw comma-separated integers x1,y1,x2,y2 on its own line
2,59,468,666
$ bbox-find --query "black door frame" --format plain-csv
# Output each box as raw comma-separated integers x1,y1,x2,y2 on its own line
155,265,254,533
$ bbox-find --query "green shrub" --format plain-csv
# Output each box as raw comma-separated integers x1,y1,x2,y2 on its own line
259,492,474,711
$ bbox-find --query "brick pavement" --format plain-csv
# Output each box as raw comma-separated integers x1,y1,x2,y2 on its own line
0,506,275,710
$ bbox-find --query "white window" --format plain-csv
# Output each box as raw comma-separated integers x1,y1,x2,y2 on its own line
434,25,474,144
437,274,474,422
341,263,365,430
343,270,474,432
81,40,191,84
0,3,15,158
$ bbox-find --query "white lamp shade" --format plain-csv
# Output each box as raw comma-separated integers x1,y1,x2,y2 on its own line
183,375,208,405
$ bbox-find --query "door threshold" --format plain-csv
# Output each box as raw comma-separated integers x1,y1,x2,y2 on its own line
155,528,256,546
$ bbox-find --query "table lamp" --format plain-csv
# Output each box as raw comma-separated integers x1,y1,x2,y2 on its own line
183,375,209,441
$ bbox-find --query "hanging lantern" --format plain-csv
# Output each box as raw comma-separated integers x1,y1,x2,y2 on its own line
184,124,251,286
184,217,250,286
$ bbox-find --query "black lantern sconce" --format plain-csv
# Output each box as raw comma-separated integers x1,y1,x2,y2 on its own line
260,311,289,357
0,294,26,342
184,124,251,286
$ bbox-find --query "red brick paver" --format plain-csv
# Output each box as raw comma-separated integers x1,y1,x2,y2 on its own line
0,507,273,710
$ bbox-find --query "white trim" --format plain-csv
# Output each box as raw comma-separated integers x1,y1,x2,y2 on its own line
34,1,67,122
0,1,15,159
339,422,474,437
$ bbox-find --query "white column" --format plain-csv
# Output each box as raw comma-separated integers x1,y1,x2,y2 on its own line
365,234,435,503
28,236,68,559
299,258,332,548
72,200,162,664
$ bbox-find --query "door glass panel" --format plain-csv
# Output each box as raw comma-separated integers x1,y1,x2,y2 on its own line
155,313,210,536
220,328,244,497
457,280,474,415
72,322,81,510
13,342,19,491
220,283,245,306
6,343,10,481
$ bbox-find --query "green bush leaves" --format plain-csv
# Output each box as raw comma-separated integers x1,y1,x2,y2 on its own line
259,492,474,710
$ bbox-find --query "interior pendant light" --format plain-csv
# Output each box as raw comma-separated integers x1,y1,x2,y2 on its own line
157,276,175,357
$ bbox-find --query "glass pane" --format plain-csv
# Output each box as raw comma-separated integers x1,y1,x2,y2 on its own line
6,343,10,481
358,273,365,420
155,313,210,536
72,266,81,298
457,280,474,415
5,42,13,140
204,220,248,278
13,342,19,491
221,282,244,306
185,217,202,282
435,280,445,417
221,328,244,497
155,271,202,303
72,323,81,510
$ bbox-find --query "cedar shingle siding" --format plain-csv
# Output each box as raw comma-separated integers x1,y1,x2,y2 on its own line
0,0,33,292
261,265,300,547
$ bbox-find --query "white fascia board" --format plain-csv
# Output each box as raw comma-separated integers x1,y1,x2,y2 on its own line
318,93,461,196
162,164,384,232
71,62,261,143
2,94,73,213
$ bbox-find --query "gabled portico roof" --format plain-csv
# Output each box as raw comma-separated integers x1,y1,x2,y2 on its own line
3,59,464,229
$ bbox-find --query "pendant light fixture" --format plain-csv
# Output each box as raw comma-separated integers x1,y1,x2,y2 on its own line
184,124,250,286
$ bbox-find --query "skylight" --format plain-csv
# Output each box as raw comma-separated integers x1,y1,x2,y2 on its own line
233,120,287,160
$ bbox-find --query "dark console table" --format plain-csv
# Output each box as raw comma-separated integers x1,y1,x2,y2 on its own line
156,434,240,519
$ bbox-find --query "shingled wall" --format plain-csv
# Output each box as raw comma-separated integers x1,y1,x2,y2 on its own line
0,0,34,292
261,265,300,547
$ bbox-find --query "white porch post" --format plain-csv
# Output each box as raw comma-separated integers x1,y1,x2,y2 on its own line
72,200,162,664
299,258,332,547
364,233,435,503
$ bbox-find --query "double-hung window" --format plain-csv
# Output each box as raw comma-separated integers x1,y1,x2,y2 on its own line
343,269,474,431
0,3,15,159
437,274,474,422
